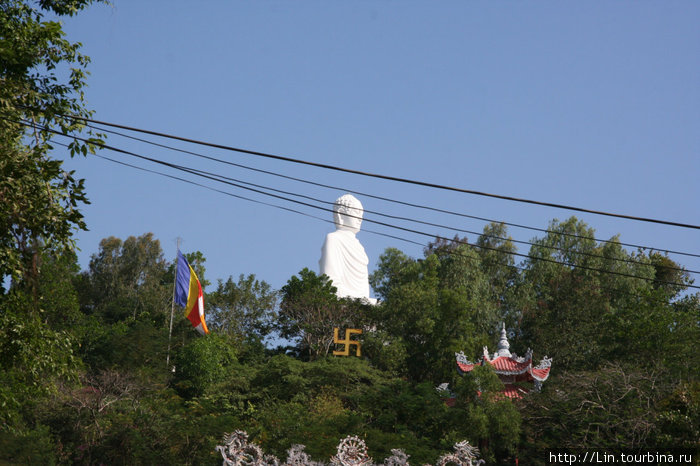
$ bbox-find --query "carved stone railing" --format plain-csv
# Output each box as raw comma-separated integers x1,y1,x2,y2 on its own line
215,430,485,466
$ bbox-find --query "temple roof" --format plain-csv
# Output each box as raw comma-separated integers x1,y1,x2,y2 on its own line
455,323,552,389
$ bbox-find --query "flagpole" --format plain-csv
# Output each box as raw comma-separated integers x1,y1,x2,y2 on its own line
166,237,181,368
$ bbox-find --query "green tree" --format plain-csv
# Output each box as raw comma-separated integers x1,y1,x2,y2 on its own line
520,217,694,372
519,363,686,464
0,147,89,298
0,291,79,429
207,355,456,464
451,365,522,463
522,218,622,370
369,243,495,383
172,333,238,398
0,3,105,454
76,234,183,376
36,248,82,330
0,0,105,296
80,233,170,324
278,268,367,360
207,273,278,346
475,222,524,327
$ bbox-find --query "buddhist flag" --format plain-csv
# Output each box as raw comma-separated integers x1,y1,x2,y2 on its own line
175,250,209,335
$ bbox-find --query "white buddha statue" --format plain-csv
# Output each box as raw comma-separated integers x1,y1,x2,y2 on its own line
319,194,376,304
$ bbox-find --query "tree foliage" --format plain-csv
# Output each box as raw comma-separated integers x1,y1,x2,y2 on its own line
279,268,369,360
0,219,697,464
0,0,105,293
207,273,278,346
520,217,695,373
0,2,104,458
79,233,171,324
369,242,495,383
520,363,699,465
173,333,238,398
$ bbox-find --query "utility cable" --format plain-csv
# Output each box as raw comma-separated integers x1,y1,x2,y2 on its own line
51,140,429,250
53,113,700,231
14,116,700,280
91,147,699,295
33,122,697,291
66,121,700,277
86,122,700,263
21,114,700,260
13,116,699,290
64,142,680,297
49,136,698,299
62,141,682,302
181,158,700,277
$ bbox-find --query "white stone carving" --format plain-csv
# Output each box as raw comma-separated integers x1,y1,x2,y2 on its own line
216,431,481,466
535,356,552,370
285,444,322,466
330,435,372,466
382,449,409,466
454,351,474,365
435,441,484,466
319,194,376,304
215,430,267,466
494,323,511,358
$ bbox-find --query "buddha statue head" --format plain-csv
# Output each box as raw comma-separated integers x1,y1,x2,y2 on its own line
333,194,363,234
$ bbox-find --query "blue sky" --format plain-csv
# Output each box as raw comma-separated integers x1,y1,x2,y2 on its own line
55,2,699,295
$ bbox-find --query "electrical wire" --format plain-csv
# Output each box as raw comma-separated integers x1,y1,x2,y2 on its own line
79,142,675,306
178,157,700,277
55,113,700,231
85,122,700,267
30,120,696,290
57,141,689,303
48,140,442,250
12,112,700,261
88,148,700,298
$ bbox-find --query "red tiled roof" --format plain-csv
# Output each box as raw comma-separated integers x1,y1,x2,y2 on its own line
488,356,532,374
456,362,477,373
455,353,552,383
531,366,551,381
455,328,552,398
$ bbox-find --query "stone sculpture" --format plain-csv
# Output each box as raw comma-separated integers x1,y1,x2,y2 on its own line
330,435,372,466
215,430,482,465
319,194,376,304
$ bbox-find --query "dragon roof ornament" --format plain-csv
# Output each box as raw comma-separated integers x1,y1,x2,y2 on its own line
455,351,475,366
535,356,552,370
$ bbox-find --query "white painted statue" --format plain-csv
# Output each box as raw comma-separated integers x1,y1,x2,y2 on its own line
319,194,376,304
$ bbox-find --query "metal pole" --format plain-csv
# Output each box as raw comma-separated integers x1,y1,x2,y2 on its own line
166,237,181,368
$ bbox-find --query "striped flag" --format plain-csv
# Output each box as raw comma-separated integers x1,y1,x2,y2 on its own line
175,250,209,335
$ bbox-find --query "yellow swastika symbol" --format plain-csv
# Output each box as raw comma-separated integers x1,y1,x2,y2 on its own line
333,328,362,357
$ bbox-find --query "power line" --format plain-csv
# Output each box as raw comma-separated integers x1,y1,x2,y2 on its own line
14,112,700,260
50,140,434,250
57,113,700,231
12,117,699,290
16,116,700,280
69,145,694,302
104,148,700,291
176,156,700,277
35,124,696,290
86,122,700,262
60,121,700,277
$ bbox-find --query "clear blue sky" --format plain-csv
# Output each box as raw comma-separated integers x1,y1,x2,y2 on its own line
55,2,699,294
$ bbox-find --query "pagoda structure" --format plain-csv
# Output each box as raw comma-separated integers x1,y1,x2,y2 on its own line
455,323,552,399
